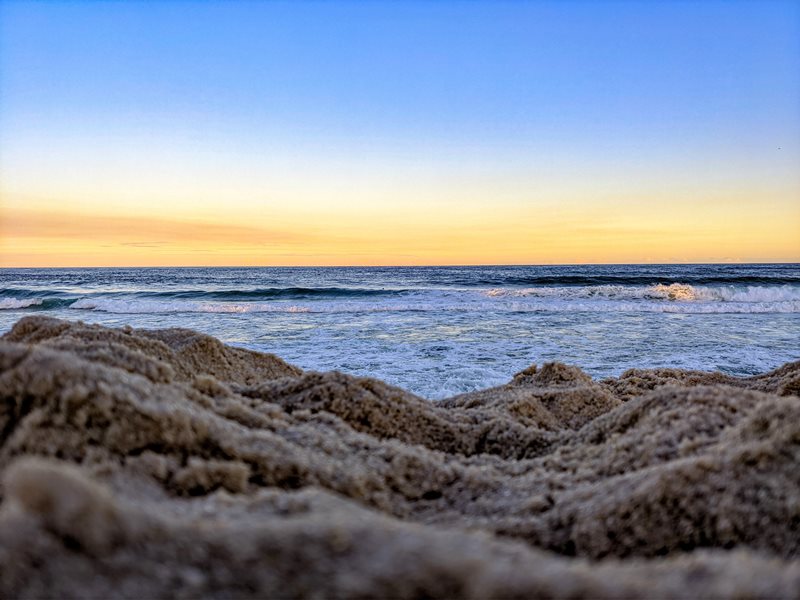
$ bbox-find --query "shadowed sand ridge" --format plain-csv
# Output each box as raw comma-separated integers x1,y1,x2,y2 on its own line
0,316,798,598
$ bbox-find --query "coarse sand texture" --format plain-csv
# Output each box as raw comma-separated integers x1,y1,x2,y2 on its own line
0,316,799,598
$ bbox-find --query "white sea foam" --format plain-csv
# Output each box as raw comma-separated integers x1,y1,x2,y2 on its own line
482,284,800,303
0,298,43,310
645,283,800,302
70,299,312,314
67,293,800,315
648,283,702,300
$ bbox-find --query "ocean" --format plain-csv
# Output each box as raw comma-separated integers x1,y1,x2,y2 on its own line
1,264,798,399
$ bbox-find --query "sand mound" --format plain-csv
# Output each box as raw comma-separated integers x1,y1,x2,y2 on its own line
0,316,798,598
2,315,302,385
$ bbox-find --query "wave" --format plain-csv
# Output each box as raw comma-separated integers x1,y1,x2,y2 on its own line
650,283,800,302
0,287,408,300
70,299,316,314
471,275,800,286
68,296,800,315
483,284,800,303
137,287,409,300
0,297,74,311
0,288,63,299
5,283,800,314
0,298,44,310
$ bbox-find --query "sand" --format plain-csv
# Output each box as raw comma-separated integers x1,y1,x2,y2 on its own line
0,316,798,598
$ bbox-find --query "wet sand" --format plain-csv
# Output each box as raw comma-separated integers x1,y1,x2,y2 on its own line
0,316,798,598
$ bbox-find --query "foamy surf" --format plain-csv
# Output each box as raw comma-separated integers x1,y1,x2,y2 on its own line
1,265,798,396
0,298,43,310
63,285,800,314
483,283,800,303
1,289,799,315
64,300,800,315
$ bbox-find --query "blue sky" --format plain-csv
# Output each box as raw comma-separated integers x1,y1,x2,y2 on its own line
1,0,799,266
4,1,799,145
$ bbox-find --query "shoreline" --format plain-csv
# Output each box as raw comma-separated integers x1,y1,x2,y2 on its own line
1,316,798,598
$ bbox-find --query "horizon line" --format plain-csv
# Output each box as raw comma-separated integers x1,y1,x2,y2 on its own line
2,261,799,270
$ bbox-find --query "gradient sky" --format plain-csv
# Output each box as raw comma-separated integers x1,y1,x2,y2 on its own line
1,0,799,267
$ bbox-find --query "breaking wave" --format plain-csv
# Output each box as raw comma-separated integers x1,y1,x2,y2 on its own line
0,297,76,311
482,283,800,303
4,282,800,314
68,294,800,315
469,274,800,286
0,298,43,310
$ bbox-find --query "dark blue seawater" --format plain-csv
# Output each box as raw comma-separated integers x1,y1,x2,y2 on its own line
1,264,798,398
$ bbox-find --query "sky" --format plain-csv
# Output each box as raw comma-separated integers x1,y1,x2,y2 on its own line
1,0,799,267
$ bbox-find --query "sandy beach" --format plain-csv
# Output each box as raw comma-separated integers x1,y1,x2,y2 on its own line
0,315,798,598
3,0,798,596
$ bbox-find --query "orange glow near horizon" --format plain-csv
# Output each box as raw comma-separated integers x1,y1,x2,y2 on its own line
2,185,799,267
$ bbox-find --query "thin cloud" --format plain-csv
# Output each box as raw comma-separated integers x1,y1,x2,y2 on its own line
1,207,319,248
119,241,170,248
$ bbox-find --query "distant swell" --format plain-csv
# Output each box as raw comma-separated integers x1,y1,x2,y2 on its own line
0,287,407,300
138,287,409,300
